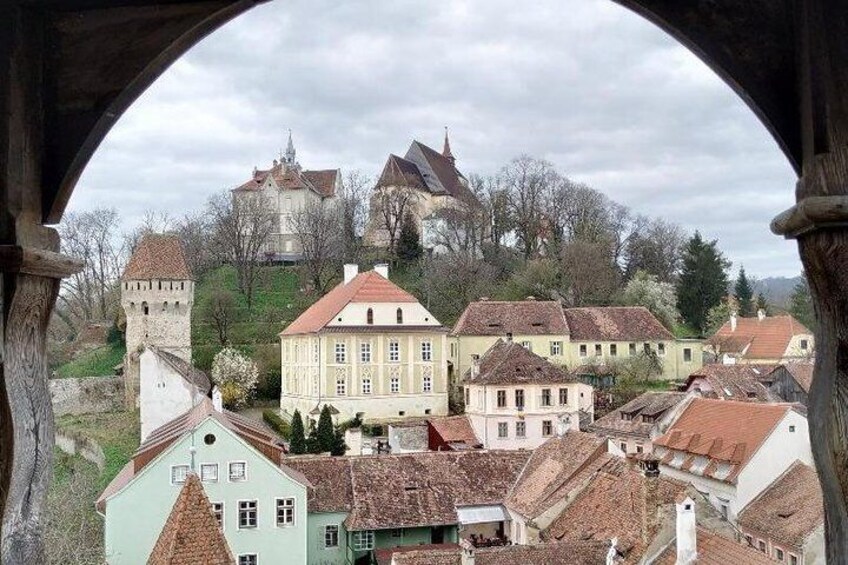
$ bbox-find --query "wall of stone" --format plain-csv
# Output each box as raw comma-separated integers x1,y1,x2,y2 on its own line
54,430,106,472
49,375,125,416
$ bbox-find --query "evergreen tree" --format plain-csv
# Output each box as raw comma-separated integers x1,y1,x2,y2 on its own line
331,428,347,456
756,292,769,315
676,232,731,335
789,274,816,331
317,405,336,453
289,409,306,455
734,266,754,316
306,420,321,454
396,213,423,263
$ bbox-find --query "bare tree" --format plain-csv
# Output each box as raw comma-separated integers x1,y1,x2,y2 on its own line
208,190,274,309
500,155,558,259
337,170,371,263
560,240,620,306
426,198,489,257
470,174,512,250
372,186,420,254
174,211,216,278
290,199,342,294
624,216,686,283
123,209,174,255
203,289,238,346
58,208,125,330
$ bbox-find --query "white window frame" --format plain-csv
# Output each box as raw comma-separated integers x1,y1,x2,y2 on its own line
361,377,372,395
353,531,375,551
423,375,432,393
334,342,347,364
542,420,553,437
521,340,532,351
324,524,340,548
629,343,637,356
388,339,400,362
579,344,587,357
390,376,400,394
558,387,568,406
610,343,618,357
275,497,295,528
594,343,602,357
211,501,224,529
550,341,562,356
336,375,346,396
658,342,666,356
228,461,247,482
684,347,693,362
170,464,189,485
360,342,372,363
421,340,432,362
238,554,258,565
497,422,508,439
237,500,258,529
200,462,219,483
515,421,526,438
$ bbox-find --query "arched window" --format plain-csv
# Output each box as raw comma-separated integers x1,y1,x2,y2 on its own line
158,280,162,290
142,302,149,316
162,301,168,312
130,302,135,310
175,301,180,312
181,282,185,290
396,308,403,324
367,308,374,325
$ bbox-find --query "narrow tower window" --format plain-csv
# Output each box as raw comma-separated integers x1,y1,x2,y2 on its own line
396,308,403,324
367,308,374,325
142,302,149,316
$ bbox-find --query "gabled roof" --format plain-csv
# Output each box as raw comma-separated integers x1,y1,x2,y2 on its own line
375,154,428,190
97,398,287,512
406,141,474,201
738,461,823,548
148,347,211,393
653,398,794,483
287,450,530,531
233,160,338,198
654,526,775,565
462,340,577,386
452,300,570,336
388,540,609,565
543,457,687,559
710,315,812,359
685,364,781,402
301,169,339,198
427,415,481,449
781,362,815,392
147,474,234,564
563,306,674,341
505,432,609,519
589,391,689,440
281,269,423,336
123,234,192,281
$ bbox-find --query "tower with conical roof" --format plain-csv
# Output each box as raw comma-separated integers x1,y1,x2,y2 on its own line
443,126,456,165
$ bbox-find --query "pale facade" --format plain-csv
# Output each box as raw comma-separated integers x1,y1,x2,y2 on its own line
121,277,193,362
464,381,593,449
708,312,814,365
280,265,449,421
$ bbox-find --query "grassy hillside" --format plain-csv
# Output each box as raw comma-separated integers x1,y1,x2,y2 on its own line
54,343,125,378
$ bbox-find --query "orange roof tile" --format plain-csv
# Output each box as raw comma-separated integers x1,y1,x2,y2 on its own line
427,415,480,448
281,270,420,335
653,399,792,483
654,527,775,564
685,365,781,402
783,362,815,392
452,300,570,336
710,315,811,360
122,234,192,281
463,340,577,386
147,474,234,564
564,306,674,341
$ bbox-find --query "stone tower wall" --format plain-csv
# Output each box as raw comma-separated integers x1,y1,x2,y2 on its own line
121,278,193,360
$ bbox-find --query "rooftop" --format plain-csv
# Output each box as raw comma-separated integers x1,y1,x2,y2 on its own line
654,526,775,565
462,339,577,386
738,461,824,548
146,474,235,564
563,306,674,342
388,540,609,565
149,346,211,394
684,364,781,402
452,300,570,336
589,391,689,440
233,160,338,198
780,362,815,392
653,398,795,483
710,314,811,359
122,233,192,281
427,415,481,449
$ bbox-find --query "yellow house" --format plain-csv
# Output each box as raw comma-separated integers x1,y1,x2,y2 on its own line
280,264,449,422
451,300,702,382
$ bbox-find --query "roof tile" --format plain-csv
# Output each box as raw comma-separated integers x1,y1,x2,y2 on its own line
564,307,674,341
123,234,192,281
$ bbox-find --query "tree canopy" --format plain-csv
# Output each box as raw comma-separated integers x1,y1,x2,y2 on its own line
676,232,730,335
734,266,754,317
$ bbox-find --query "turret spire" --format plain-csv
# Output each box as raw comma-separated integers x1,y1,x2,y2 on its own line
285,129,296,166
443,126,455,165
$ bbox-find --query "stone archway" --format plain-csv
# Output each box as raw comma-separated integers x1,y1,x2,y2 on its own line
1,1,847,563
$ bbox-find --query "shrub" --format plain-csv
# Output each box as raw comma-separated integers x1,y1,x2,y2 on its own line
210,347,259,410
262,409,291,440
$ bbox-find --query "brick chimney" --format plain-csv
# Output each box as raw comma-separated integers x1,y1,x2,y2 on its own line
212,386,223,412
676,497,697,564
470,355,481,379
641,457,661,546
460,539,475,565
343,264,359,285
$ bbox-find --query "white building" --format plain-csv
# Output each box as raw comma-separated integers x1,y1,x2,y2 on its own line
463,339,594,449
138,346,211,442
653,398,813,523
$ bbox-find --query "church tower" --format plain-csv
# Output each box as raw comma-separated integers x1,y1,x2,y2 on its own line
121,234,193,404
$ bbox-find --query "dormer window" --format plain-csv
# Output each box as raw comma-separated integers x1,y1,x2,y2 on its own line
396,308,403,324
367,308,374,325
621,412,634,421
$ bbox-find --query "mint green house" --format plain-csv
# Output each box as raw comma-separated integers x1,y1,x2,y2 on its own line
97,398,309,564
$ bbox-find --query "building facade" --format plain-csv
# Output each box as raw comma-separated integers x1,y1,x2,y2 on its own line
463,340,594,449
232,132,340,261
707,311,814,364
280,264,449,421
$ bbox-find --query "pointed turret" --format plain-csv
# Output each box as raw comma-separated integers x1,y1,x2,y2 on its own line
285,128,297,167
443,126,455,165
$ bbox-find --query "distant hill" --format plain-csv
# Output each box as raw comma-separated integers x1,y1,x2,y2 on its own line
753,275,802,307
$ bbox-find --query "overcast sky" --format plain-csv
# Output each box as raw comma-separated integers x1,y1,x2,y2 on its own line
71,0,801,278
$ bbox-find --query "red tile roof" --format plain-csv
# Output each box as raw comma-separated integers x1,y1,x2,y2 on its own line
710,315,811,360
427,415,481,449
654,527,775,565
463,340,577,386
233,161,338,198
301,169,339,198
685,365,781,402
505,432,609,518
783,362,814,392
97,398,287,512
376,154,428,190
564,307,674,341
653,398,793,483
452,300,570,336
738,461,823,548
146,474,234,564
389,541,609,565
149,346,211,393
589,392,689,440
281,269,422,336
122,234,192,281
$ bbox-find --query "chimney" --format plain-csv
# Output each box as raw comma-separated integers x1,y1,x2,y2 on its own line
471,355,481,379
641,457,660,546
729,311,738,332
374,263,389,279
526,295,536,301
556,415,571,437
343,264,359,285
212,386,223,412
675,497,697,565
757,308,766,321
606,538,619,565
459,539,475,565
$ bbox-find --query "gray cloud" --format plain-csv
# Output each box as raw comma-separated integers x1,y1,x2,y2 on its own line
71,0,800,277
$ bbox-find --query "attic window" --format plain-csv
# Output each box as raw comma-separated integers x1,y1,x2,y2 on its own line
747,391,757,398
404,484,419,492
531,322,543,327
777,509,796,518
487,323,501,328
684,503,692,511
